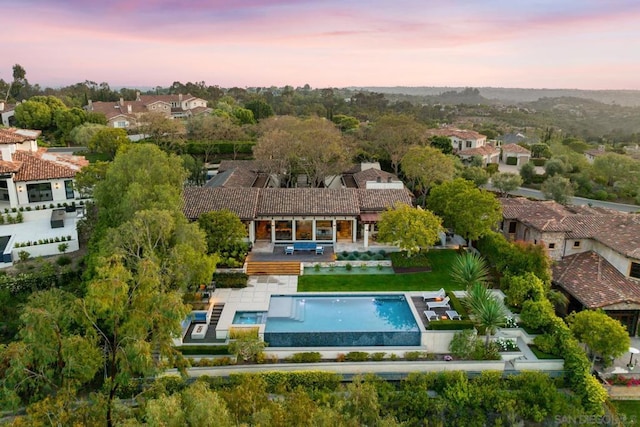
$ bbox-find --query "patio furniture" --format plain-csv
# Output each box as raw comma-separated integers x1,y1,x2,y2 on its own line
285,246,294,255
315,245,324,255
446,310,462,320
424,310,439,321
50,208,65,229
422,288,446,302
427,296,450,310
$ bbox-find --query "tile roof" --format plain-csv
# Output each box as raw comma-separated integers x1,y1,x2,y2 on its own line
553,251,640,308
585,148,606,157
353,168,400,188
0,128,41,144
357,189,413,211
12,151,77,182
257,188,361,216
500,197,640,258
0,160,22,174
501,143,531,155
182,187,260,220
218,160,265,173
204,167,257,188
458,145,500,156
426,128,486,140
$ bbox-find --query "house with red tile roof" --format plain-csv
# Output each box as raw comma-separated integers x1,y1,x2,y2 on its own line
426,127,488,151
85,93,209,129
499,197,640,334
183,161,412,248
501,143,531,166
0,128,87,208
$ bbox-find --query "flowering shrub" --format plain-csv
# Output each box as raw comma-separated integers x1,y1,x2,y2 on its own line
444,355,453,361
504,316,518,328
495,337,519,352
607,375,640,387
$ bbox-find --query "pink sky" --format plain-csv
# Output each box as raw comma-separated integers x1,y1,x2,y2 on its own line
3,0,640,90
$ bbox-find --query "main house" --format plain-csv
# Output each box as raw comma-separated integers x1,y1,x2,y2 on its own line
183,161,413,248
0,128,87,208
85,93,209,129
499,197,640,334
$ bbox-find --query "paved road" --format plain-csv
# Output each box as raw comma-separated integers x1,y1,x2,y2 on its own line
487,185,640,213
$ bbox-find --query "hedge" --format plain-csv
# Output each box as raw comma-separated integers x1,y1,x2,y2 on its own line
287,352,322,363
505,156,518,166
175,345,230,355
228,371,343,393
428,320,476,330
531,158,547,166
212,272,248,288
0,269,82,294
389,251,430,268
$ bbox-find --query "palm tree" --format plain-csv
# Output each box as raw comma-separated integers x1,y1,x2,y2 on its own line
450,252,489,289
464,282,508,347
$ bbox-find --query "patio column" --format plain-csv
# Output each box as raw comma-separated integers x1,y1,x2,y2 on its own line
270,219,276,242
352,219,357,243
332,220,337,243
312,220,317,241
248,221,255,243
363,224,369,248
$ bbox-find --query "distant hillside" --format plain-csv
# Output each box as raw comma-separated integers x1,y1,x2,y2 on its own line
354,87,640,107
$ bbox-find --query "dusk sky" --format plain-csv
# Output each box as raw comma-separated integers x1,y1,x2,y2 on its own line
4,0,640,90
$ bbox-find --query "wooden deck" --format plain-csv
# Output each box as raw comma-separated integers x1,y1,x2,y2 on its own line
411,296,453,326
247,244,335,263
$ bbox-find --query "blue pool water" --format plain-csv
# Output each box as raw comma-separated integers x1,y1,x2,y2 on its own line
233,311,266,325
264,294,420,347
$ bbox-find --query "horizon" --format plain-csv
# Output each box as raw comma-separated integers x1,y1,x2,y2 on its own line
4,1,640,90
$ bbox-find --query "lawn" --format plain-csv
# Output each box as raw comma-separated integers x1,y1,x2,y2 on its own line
612,400,640,425
298,249,461,292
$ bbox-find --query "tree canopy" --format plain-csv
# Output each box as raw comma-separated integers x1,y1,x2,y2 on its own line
567,309,630,367
376,203,442,256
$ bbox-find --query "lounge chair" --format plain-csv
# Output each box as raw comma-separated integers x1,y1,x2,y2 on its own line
285,246,294,255
424,310,439,321
427,296,450,310
446,310,462,320
422,288,446,302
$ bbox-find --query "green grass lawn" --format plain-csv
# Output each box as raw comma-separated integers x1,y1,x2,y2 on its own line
612,400,640,425
298,249,461,292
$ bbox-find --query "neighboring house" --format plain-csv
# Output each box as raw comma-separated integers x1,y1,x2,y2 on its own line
85,93,209,129
457,145,500,166
0,101,16,127
500,197,640,334
0,128,87,208
426,127,488,151
499,132,537,145
501,143,531,166
584,145,606,163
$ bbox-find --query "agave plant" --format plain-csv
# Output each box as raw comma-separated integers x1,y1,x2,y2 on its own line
450,252,490,289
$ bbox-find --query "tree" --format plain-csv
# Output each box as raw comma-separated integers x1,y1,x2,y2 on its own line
491,172,523,196
401,146,455,199
332,114,359,132
519,162,536,184
544,158,568,177
88,127,129,159
366,114,428,174
181,154,206,185
541,175,574,205
231,107,256,125
197,210,248,255
244,99,273,121
501,272,546,309
53,107,87,142
376,203,442,256
519,299,555,331
93,144,188,228
464,283,508,347
592,152,640,187
567,310,630,367
69,123,108,146
73,161,109,197
82,257,190,427
139,112,185,152
450,252,489,289
429,135,454,155
460,166,489,187
14,100,52,129
428,178,502,244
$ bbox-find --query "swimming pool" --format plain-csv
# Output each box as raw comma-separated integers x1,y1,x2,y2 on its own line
264,294,420,347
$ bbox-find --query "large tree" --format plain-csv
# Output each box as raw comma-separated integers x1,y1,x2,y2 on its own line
87,127,129,159
567,310,630,368
541,175,574,205
376,203,442,256
491,172,523,196
427,178,502,244
139,111,186,152
93,144,188,228
401,145,455,199
197,210,248,255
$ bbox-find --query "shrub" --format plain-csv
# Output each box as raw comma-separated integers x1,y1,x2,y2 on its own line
371,352,386,361
213,272,248,288
49,204,55,209
25,206,31,211
18,250,30,262
66,235,72,241
336,353,346,362
404,351,426,361
175,345,230,355
15,212,23,223
3,208,7,213
345,351,369,362
390,251,430,268
520,299,555,331
229,327,259,340
56,256,72,266
313,263,320,272
389,353,398,361
428,320,475,330
288,352,322,363
0,215,4,225
373,254,385,261
347,253,357,261
532,158,547,166
533,333,559,355
345,263,352,271
18,207,24,212
359,254,370,261
11,208,16,213
449,329,478,359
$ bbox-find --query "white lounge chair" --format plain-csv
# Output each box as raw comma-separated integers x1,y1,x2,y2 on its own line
424,310,439,321
422,288,446,301
427,296,450,310
446,310,462,320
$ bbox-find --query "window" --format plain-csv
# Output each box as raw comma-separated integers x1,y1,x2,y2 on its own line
548,243,555,249
508,222,517,234
631,262,640,279
115,121,127,128
64,180,74,199
0,180,8,201
573,241,581,248
27,182,53,203
466,141,472,148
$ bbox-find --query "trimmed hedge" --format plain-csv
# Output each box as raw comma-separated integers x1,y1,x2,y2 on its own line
288,352,322,363
228,371,343,393
212,272,248,288
429,320,476,330
390,251,430,268
175,345,230,355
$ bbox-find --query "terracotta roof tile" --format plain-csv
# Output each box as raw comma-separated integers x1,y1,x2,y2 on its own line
0,160,22,174
501,143,531,155
182,187,259,220
553,251,640,308
258,188,360,216
357,189,413,211
458,145,500,156
12,151,77,182
205,167,257,188
0,128,41,144
426,128,486,140
352,168,400,189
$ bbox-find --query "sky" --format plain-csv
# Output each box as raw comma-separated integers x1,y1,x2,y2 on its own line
3,0,640,90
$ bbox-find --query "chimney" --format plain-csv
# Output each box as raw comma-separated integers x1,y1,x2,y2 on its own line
0,102,4,111
119,97,124,106
136,91,141,101
178,93,183,103
87,99,92,110
127,104,132,114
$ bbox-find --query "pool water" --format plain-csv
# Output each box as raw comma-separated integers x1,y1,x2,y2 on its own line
264,294,420,347
233,311,266,325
